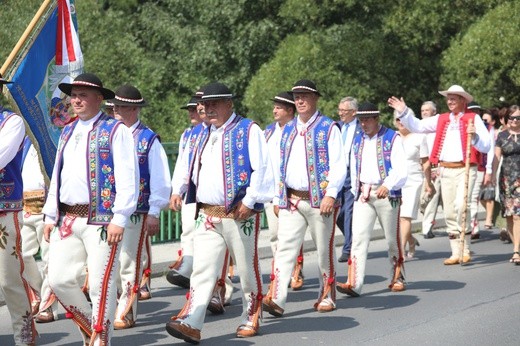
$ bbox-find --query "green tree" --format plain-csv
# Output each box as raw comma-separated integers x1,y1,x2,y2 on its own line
440,1,520,107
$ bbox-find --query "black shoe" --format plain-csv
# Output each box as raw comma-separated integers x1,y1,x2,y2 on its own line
166,271,190,289
338,253,349,263
424,230,435,239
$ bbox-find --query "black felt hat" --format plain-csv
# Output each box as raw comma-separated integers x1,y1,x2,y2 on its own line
289,79,321,96
180,97,199,110
201,82,235,102
356,102,380,118
270,91,295,106
59,73,115,100
110,84,148,107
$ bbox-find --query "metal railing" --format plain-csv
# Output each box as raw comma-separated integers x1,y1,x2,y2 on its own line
150,142,269,244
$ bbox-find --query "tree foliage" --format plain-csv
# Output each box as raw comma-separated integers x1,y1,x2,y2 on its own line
440,1,520,107
1,0,519,140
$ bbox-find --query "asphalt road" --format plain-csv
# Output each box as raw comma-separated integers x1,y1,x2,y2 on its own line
1,227,519,345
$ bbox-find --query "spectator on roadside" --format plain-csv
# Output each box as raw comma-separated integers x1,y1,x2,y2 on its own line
419,101,442,239
491,105,520,264
393,112,434,260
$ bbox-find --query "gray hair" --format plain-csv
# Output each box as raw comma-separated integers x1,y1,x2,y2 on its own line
339,96,358,110
422,101,437,113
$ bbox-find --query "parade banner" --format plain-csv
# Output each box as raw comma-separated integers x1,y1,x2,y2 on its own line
1,0,83,180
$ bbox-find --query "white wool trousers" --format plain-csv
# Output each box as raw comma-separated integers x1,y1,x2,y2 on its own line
178,211,262,330
270,199,336,310
421,176,442,235
349,190,401,294
174,202,197,277
116,213,146,322
48,215,121,346
21,212,58,317
0,211,36,346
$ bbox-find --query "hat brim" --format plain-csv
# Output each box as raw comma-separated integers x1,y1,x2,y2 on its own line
288,89,322,97
438,90,473,103
110,98,148,107
356,112,380,118
270,98,295,107
59,83,116,100
201,96,236,102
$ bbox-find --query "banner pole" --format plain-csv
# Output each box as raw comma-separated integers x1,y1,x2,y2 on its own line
0,0,53,75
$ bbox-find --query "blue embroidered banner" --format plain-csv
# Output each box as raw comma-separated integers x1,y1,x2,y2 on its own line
2,0,83,180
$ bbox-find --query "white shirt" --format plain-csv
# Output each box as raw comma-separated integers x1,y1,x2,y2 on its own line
0,114,25,170
350,127,407,191
194,113,274,209
43,112,139,227
22,143,46,192
273,111,346,203
398,107,491,159
171,123,209,196
130,120,171,217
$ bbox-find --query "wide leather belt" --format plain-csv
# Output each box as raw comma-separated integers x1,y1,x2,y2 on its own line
198,203,235,218
287,188,310,200
23,190,46,213
439,161,476,169
59,203,89,217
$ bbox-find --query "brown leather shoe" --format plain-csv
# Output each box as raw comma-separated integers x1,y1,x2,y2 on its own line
336,282,360,297
236,323,258,338
114,317,135,330
165,321,201,344
390,279,406,292
315,298,336,313
138,286,152,301
207,295,225,314
262,296,284,317
35,308,55,323
443,257,460,265
290,273,304,291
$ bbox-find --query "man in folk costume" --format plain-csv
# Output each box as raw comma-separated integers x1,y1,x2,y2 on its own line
0,73,37,346
389,85,491,264
42,73,138,346
110,84,171,329
335,96,362,263
167,93,204,289
20,136,60,323
263,79,346,316
264,91,306,290
336,102,408,297
166,82,274,342
169,92,235,314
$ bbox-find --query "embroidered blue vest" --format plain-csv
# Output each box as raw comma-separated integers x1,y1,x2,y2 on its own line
186,116,263,213
133,123,159,213
278,113,338,209
0,109,24,211
55,113,122,225
179,127,192,152
264,122,277,142
351,126,402,200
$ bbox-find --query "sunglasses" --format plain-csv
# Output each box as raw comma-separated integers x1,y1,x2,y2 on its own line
509,116,520,122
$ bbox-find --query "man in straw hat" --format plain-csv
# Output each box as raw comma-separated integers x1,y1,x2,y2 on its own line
110,84,171,329
263,91,306,290
336,102,407,297
263,79,346,316
42,73,138,345
388,85,491,265
165,82,273,342
0,73,37,346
